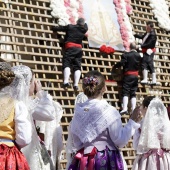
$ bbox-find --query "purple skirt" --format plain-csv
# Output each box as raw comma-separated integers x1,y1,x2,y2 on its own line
68,147,124,170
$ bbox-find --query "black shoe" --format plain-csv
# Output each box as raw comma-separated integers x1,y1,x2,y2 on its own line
73,86,79,91
63,83,70,89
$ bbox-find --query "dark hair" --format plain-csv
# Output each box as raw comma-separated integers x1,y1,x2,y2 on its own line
82,70,105,98
0,58,15,89
77,18,85,26
146,21,154,28
142,96,155,108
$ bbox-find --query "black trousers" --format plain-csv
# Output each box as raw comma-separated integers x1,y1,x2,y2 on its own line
63,47,83,71
122,75,138,98
141,52,155,73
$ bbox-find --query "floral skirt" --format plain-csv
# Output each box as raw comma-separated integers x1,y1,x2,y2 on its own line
132,149,170,170
68,147,124,170
0,144,30,170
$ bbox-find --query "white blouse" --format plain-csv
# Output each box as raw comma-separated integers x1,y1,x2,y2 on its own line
31,90,55,121
108,118,140,148
15,101,32,148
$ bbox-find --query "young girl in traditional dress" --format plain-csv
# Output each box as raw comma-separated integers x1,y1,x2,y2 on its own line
0,61,31,170
9,65,55,170
67,70,141,170
132,96,170,170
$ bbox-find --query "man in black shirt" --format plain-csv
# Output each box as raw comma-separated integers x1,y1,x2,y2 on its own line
113,42,141,115
134,21,157,85
51,18,88,91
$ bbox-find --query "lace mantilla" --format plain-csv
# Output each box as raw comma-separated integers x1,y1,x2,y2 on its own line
137,97,170,154
71,99,120,144
0,62,11,71
2,65,32,104
0,94,15,123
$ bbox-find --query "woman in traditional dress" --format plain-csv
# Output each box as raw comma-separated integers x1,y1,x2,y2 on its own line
9,65,55,170
132,96,170,170
67,70,142,170
0,60,31,170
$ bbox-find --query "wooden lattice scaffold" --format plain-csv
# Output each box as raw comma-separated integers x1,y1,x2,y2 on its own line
0,0,170,169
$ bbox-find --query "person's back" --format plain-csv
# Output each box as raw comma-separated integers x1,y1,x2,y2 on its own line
51,18,88,91
10,65,55,170
123,51,141,72
113,42,141,115
132,96,170,170
65,24,88,44
0,61,31,170
67,70,141,170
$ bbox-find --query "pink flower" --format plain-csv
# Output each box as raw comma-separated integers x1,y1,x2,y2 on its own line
77,0,84,19
64,0,70,7
113,0,118,4
126,5,132,14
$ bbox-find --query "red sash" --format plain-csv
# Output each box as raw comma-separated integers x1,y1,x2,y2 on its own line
124,71,138,76
142,48,156,53
65,42,82,49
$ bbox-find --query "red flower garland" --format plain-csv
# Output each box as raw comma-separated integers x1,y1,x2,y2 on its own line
99,45,115,54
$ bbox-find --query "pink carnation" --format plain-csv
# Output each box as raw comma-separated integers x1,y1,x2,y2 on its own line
126,5,132,14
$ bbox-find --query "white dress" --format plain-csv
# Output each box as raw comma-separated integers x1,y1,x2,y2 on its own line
36,101,63,170
22,90,55,170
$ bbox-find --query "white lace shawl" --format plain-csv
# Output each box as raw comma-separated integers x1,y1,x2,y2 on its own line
137,97,170,154
74,92,88,105
71,99,121,145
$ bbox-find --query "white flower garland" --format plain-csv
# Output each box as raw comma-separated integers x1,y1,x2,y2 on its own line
69,0,79,24
50,0,82,25
50,0,70,26
149,0,170,31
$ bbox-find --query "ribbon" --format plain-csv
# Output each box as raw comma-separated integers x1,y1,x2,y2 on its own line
144,149,166,158
144,149,169,170
75,147,97,170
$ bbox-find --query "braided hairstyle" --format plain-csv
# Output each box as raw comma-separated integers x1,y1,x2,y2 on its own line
0,58,15,90
82,70,105,98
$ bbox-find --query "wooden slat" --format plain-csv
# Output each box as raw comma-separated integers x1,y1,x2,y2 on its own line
0,0,170,169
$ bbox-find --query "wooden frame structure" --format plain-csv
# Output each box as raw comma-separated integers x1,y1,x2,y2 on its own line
0,0,170,169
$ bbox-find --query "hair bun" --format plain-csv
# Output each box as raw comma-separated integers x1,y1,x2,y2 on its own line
83,76,99,86
0,70,15,89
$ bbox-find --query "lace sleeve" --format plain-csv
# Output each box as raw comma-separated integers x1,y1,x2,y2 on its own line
32,91,55,121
